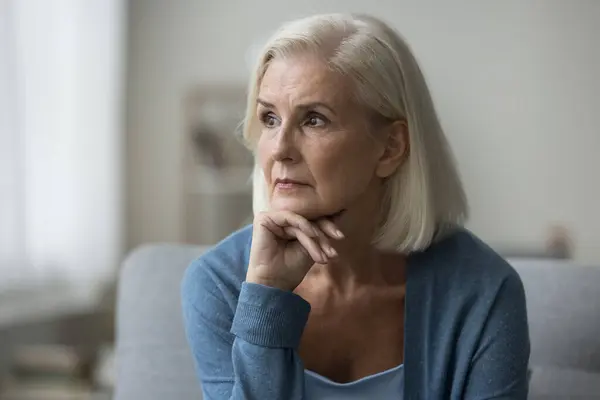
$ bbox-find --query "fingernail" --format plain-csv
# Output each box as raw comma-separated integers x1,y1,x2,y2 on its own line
335,229,344,238
320,251,328,262
323,245,337,257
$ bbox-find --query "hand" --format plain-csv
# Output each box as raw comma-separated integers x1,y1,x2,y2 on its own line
246,210,344,291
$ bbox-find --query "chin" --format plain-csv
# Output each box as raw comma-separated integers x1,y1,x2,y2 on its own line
270,197,341,221
270,198,324,220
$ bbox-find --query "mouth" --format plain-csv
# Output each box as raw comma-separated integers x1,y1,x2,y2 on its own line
274,178,308,187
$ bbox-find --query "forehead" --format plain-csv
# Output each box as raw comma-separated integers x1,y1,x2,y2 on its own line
258,55,352,107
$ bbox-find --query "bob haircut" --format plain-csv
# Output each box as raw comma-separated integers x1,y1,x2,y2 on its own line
241,13,468,253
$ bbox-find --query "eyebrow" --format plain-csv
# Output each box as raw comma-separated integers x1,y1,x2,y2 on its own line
256,98,337,116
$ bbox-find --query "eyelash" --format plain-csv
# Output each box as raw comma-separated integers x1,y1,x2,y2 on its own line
258,111,329,129
259,111,279,128
303,113,329,128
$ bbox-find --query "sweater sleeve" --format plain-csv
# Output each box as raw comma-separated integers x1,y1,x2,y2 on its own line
463,272,531,400
182,259,310,400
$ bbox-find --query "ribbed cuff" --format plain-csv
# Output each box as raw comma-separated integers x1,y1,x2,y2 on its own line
231,282,311,349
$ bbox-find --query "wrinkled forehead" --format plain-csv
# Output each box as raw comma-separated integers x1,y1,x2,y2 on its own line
257,55,355,111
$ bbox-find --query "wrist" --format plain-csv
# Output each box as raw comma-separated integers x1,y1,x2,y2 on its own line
245,274,294,292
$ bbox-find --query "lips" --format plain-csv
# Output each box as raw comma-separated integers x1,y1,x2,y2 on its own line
274,178,308,186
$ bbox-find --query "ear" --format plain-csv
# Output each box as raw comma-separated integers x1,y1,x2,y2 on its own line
375,120,409,178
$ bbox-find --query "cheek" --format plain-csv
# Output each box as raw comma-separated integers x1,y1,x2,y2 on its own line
313,138,379,193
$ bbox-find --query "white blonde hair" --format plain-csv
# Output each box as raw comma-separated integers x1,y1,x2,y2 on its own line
242,13,468,253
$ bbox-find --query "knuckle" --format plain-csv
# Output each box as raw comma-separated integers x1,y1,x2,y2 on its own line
254,211,269,221
253,213,271,227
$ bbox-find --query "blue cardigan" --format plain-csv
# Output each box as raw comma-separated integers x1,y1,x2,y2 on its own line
181,225,530,399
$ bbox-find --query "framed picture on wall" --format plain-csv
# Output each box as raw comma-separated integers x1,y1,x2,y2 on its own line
182,84,254,245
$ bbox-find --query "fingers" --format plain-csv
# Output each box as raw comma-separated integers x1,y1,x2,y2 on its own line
284,226,328,263
258,210,344,241
256,210,344,263
316,219,344,240
258,211,319,240
308,219,344,260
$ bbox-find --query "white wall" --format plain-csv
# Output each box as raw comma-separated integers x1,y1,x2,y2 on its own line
126,0,600,263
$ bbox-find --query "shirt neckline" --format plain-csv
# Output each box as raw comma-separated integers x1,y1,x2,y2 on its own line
304,364,404,387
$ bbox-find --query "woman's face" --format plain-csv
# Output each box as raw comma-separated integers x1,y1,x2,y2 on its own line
256,54,392,220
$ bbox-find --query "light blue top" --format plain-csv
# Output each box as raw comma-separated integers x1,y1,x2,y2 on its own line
181,225,530,399
304,365,404,399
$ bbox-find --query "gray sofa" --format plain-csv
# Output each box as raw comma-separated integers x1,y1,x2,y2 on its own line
114,244,600,399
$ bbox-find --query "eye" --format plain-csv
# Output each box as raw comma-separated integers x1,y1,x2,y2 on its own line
303,113,328,128
259,111,279,128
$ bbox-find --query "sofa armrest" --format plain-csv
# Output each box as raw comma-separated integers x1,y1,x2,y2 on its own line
114,243,207,400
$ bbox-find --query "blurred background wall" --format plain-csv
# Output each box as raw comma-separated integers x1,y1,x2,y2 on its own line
127,0,600,263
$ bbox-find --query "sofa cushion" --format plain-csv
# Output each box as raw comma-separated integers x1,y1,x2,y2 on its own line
528,367,600,399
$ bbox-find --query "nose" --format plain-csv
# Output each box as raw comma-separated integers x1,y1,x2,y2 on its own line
271,123,300,163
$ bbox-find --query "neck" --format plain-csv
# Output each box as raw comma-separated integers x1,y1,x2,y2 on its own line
308,179,408,290
311,244,407,294
319,246,379,287
313,201,405,291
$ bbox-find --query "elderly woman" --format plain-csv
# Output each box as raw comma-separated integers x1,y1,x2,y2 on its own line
182,13,530,400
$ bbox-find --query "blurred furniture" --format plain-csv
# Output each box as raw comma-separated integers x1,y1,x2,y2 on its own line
0,283,115,398
114,245,206,400
513,258,600,398
114,245,600,400
182,85,253,245
0,283,108,330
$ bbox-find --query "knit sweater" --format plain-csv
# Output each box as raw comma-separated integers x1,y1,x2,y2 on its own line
181,225,530,399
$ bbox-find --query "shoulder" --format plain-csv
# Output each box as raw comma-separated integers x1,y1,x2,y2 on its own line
407,226,528,341
181,225,253,310
412,227,522,290
409,227,526,314
406,229,530,394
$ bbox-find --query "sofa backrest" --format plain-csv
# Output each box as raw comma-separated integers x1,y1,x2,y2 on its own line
509,258,600,371
114,244,600,400
114,244,206,400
